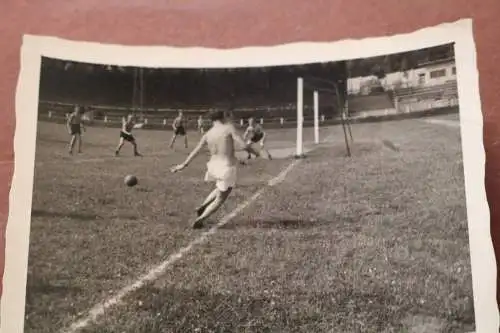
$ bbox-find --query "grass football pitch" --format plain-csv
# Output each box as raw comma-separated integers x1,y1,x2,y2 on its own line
24,113,474,333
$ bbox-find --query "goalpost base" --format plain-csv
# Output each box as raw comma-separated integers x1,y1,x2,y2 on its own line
293,153,306,159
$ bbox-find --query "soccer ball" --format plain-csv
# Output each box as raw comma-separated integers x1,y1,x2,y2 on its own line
124,175,138,187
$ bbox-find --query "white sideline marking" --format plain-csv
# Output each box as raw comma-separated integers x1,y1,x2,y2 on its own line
61,159,301,333
422,118,460,128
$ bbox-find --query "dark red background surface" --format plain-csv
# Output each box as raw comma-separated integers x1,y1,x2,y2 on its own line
1,0,499,310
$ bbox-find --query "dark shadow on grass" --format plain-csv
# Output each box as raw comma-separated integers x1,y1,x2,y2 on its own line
218,219,332,230
37,137,69,145
31,209,140,221
382,139,400,152
25,279,84,297
113,214,140,220
308,143,381,159
135,187,153,193
37,136,112,148
31,209,101,221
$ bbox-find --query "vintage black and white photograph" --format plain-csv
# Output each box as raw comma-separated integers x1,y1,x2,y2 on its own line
3,21,496,333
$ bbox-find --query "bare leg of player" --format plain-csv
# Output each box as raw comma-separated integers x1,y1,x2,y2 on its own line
195,188,219,216
77,134,83,153
261,146,272,160
169,134,177,149
69,135,77,154
246,144,271,160
184,135,188,148
132,141,142,156
115,138,125,156
192,188,232,229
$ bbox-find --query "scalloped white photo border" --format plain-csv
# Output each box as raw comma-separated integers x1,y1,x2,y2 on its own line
2,18,496,333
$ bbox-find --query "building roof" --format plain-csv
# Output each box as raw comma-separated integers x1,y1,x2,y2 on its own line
416,57,455,69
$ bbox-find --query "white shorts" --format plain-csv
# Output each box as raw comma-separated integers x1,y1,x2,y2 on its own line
204,160,237,192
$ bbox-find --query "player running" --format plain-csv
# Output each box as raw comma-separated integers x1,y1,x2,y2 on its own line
115,114,142,157
171,110,265,229
243,117,272,160
66,105,86,155
169,111,188,149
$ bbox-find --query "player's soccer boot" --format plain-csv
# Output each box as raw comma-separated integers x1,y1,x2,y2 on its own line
192,219,204,229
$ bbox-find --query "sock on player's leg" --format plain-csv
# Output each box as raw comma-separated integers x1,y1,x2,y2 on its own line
192,188,232,228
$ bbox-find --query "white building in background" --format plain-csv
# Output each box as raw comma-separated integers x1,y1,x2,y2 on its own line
348,58,456,95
